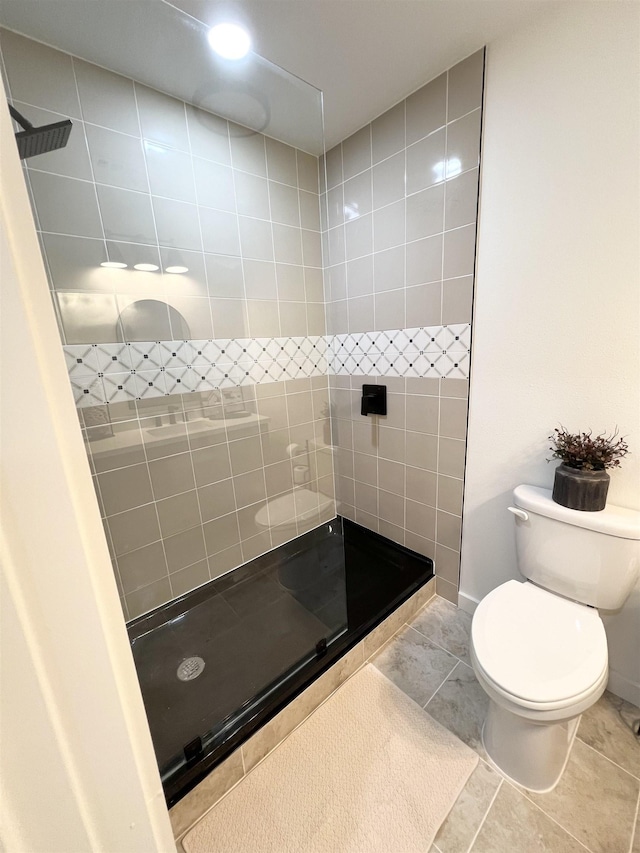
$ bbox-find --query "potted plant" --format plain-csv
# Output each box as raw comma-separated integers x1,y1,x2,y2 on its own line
548,427,629,511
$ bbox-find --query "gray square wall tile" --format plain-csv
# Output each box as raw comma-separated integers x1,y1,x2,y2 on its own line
447,49,484,122
29,172,103,238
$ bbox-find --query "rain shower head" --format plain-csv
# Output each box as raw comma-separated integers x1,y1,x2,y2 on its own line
8,104,72,160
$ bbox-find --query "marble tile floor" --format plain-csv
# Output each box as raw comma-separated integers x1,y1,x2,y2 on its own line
372,595,640,853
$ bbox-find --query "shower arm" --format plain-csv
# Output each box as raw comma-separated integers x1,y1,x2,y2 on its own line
8,105,34,130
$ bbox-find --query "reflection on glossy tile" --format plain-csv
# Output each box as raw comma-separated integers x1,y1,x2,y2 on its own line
526,738,639,853
434,760,502,853
373,625,457,706
29,171,103,238
86,125,148,192
472,781,585,853
577,690,640,778
426,661,488,754
411,596,471,665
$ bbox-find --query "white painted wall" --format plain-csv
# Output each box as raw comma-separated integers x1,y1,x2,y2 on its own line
461,2,640,704
0,101,175,851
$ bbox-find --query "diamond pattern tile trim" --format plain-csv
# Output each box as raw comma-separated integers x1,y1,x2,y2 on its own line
64,326,470,407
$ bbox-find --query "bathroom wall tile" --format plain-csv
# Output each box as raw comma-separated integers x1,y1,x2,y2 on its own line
299,190,320,231
372,151,405,209
405,531,435,560
373,625,458,706
342,124,371,180
445,168,479,230
301,229,322,267
406,183,444,242
116,294,171,342
74,60,139,135
239,216,274,262
186,105,231,165
198,479,235,523
442,276,474,325
170,560,210,598
229,128,266,176
372,101,405,164
269,181,300,227
406,282,441,327
247,300,280,337
446,110,482,176
233,470,267,510
436,575,459,604
346,256,374,298
343,170,372,220
527,738,639,853
279,301,308,336
406,466,437,506
144,142,195,203
406,394,439,435
406,128,446,194
373,200,405,252
439,396,468,440
378,458,405,496
136,84,189,151
443,224,476,279
118,540,168,594
192,444,232,487
406,233,442,286
374,289,405,331
406,430,438,471
405,499,436,539
1,29,81,117
276,263,304,301
148,452,196,500
406,73,447,145
200,208,241,256
448,49,484,122
273,224,302,265
327,185,344,229
234,172,269,219
265,137,298,186
434,544,460,587
296,150,319,194
30,172,103,238
203,512,241,556
42,234,107,292
107,503,160,556
85,125,147,192
153,197,202,251
437,510,462,551
97,184,155,244
378,488,405,527
229,436,263,475
438,437,466,478
378,426,405,464
441,378,469,399
373,246,404,293
157,490,201,538
164,526,206,572
126,576,172,619
437,475,464,516
97,462,153,515
472,781,585,853
191,158,235,212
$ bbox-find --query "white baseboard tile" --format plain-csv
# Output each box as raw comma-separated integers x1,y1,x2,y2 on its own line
457,590,479,616
607,669,640,707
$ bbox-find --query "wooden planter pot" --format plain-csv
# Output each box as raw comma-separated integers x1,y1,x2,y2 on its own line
552,464,610,512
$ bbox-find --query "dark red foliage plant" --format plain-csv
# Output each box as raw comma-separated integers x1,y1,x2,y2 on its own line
548,427,629,471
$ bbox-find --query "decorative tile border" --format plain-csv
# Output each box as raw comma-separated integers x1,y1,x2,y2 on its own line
64,325,471,407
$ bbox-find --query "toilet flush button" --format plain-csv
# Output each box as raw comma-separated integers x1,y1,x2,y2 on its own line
508,506,529,521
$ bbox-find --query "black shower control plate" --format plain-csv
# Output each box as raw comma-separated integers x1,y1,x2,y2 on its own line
361,384,387,416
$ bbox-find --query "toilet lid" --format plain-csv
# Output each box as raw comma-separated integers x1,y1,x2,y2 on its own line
472,581,608,704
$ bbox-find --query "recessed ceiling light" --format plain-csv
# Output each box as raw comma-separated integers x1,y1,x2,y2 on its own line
165,265,189,274
207,23,251,60
134,263,159,272
100,261,127,269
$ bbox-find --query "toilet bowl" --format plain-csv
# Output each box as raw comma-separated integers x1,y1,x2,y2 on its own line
469,485,639,792
470,580,608,791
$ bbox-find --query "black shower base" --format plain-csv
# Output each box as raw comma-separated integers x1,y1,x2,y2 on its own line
128,517,433,808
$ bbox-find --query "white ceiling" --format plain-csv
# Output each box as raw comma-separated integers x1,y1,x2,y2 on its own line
0,0,553,151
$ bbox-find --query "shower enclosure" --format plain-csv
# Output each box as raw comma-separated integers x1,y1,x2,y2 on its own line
1,0,484,806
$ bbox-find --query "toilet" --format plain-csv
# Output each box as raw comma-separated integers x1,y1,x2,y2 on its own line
470,484,640,792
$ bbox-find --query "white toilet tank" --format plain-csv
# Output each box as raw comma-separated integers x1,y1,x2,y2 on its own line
512,485,640,610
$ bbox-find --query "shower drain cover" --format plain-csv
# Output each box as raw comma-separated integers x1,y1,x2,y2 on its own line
177,656,205,681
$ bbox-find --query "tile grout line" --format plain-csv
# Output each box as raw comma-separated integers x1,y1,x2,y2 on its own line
574,735,640,782
511,777,595,853
421,657,463,710
627,787,640,853
464,777,503,853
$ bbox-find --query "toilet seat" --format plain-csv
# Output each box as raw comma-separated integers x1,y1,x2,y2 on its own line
471,580,608,709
